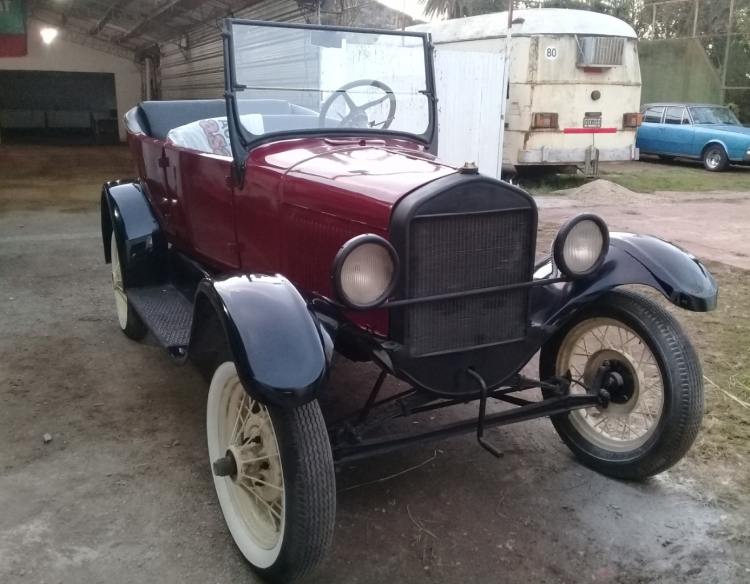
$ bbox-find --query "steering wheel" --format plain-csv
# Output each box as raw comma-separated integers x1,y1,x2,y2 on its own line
318,79,397,130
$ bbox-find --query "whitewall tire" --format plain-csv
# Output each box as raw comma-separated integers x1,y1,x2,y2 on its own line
110,231,147,340
207,361,335,583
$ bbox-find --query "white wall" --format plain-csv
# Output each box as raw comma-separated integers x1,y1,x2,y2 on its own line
0,21,142,141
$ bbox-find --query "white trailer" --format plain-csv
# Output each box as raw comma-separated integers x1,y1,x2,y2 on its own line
410,9,643,176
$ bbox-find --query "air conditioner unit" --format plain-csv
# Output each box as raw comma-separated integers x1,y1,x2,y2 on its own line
577,37,625,68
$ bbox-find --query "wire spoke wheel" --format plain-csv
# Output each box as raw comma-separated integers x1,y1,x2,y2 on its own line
207,361,336,582
220,375,285,550
110,231,128,329
540,291,704,480
109,231,147,340
558,318,664,452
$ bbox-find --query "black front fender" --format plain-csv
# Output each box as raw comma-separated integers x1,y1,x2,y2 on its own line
532,232,718,328
191,274,334,408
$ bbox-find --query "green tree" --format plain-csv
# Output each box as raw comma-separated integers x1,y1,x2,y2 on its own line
419,0,472,19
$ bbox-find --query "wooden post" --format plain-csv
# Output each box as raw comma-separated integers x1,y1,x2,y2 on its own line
692,0,699,38
721,0,735,103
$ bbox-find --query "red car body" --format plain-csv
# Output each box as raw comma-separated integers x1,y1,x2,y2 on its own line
129,133,456,337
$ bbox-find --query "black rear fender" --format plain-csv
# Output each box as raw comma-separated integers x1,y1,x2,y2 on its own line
101,180,166,287
190,274,334,408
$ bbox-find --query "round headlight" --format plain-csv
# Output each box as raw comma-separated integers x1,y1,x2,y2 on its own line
332,235,399,310
553,214,609,278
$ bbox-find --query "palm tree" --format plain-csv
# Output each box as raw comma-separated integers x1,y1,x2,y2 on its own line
419,0,508,20
419,0,470,19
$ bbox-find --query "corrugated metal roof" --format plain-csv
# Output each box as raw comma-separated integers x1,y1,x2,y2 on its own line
409,9,638,43
160,0,307,99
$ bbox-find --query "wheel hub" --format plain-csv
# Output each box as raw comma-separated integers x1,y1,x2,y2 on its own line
213,451,238,478
603,360,636,405
583,349,642,418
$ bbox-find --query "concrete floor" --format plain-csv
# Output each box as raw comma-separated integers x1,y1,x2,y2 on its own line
1,149,749,583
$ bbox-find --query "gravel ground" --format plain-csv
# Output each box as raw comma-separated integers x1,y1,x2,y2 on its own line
0,146,749,584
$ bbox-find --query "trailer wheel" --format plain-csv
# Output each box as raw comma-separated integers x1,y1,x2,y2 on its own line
540,290,704,480
207,362,335,583
110,231,147,340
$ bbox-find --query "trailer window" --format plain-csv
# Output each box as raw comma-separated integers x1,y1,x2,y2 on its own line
577,37,626,67
643,107,664,124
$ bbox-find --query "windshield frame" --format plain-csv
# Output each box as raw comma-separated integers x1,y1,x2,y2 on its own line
222,18,437,174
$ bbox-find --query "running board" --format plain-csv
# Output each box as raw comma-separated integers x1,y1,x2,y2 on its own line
127,285,193,352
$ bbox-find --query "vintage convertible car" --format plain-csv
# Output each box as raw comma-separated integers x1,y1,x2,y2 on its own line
101,19,718,583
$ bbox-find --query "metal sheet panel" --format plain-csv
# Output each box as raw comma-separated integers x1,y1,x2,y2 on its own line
434,50,507,178
160,1,306,100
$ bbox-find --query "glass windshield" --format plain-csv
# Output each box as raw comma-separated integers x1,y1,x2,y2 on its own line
229,22,431,141
688,106,741,126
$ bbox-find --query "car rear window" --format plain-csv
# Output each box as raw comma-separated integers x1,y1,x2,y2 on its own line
643,106,664,123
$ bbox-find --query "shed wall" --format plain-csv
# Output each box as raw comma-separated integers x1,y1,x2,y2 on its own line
160,1,305,100
0,20,141,141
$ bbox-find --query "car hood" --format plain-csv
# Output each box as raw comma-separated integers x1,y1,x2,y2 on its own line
262,138,457,231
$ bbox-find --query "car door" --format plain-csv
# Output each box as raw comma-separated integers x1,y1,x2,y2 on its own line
660,106,694,155
179,148,240,270
139,140,173,232
636,106,664,153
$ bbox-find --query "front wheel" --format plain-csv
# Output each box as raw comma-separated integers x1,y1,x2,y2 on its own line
703,144,729,172
207,362,336,583
540,290,704,480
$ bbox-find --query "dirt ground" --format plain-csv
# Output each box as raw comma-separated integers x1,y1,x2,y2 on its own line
1,146,749,584
537,179,750,270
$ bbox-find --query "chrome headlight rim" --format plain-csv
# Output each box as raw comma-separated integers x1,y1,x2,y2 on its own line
553,213,610,279
331,234,399,311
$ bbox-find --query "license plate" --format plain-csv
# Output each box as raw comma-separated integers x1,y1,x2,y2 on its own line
583,116,602,128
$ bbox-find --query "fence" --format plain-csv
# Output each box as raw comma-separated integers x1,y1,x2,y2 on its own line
637,0,750,100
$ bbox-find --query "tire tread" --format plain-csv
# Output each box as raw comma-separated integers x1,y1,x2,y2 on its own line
541,289,704,480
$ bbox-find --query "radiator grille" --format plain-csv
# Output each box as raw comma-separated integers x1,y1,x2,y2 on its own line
577,37,625,67
406,209,532,356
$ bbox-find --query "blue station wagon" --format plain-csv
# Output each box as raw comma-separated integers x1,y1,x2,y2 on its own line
636,103,750,171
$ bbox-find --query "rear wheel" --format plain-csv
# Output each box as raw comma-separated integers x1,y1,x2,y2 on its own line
703,144,729,172
110,231,147,340
540,290,704,480
207,362,335,583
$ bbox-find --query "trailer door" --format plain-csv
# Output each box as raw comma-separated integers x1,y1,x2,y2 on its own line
433,50,508,179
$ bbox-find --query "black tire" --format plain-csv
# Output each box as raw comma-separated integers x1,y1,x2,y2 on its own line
207,362,336,583
540,290,704,480
110,231,148,340
702,144,729,172
658,154,675,162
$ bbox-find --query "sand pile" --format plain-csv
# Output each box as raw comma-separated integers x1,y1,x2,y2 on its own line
554,179,673,207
